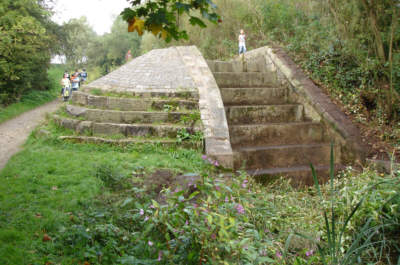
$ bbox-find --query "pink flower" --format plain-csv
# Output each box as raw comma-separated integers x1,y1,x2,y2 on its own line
276,251,282,258
225,196,229,203
215,185,221,191
201,155,207,160
185,220,189,225
193,203,198,208
235,203,245,214
148,241,153,246
144,216,149,221
241,183,247,188
213,160,219,167
139,209,144,215
306,250,314,257
211,233,216,240
150,205,155,209
158,251,163,261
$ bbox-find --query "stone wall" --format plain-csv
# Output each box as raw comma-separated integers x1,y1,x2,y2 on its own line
177,46,234,168
238,46,366,165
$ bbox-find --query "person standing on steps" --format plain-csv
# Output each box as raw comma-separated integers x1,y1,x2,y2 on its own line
60,73,71,101
238,29,246,55
71,72,80,91
80,68,88,84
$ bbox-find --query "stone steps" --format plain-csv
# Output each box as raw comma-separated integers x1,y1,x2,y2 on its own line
213,72,278,88
53,115,200,138
230,122,326,147
220,87,288,105
234,143,339,170
225,104,304,125
66,105,197,125
71,91,198,111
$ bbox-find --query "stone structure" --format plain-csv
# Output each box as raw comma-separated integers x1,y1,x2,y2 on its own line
55,45,365,180
86,47,196,93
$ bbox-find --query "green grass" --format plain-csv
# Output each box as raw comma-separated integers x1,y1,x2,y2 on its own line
0,120,210,264
0,66,64,124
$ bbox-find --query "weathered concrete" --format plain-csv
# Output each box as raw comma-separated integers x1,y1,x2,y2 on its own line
234,143,339,170
86,47,197,94
66,105,188,124
53,115,199,138
225,104,304,124
230,122,325,147
71,91,198,111
213,72,279,88
220,87,288,105
58,135,200,148
238,46,366,164
176,46,233,168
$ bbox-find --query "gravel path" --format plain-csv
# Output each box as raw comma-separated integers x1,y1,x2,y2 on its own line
0,99,61,170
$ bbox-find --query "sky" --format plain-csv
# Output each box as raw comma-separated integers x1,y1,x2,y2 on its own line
51,0,131,35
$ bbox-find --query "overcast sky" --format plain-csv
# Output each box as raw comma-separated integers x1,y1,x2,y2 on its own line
51,0,131,35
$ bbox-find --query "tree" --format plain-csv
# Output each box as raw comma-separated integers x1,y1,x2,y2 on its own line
86,16,141,75
120,0,221,42
60,17,97,68
0,0,59,105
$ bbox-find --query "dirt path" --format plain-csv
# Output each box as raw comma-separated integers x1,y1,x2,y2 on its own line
0,99,61,170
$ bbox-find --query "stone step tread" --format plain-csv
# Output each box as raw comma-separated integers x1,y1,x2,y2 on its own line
67,105,197,115
226,104,301,108
82,89,199,100
236,143,330,152
58,136,201,148
230,121,321,128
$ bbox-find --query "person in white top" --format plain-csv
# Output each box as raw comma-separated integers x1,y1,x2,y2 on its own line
238,29,246,55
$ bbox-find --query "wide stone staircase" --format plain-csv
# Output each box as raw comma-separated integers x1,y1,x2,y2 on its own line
208,60,340,180
53,90,202,147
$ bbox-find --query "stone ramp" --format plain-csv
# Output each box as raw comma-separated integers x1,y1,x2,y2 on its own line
86,47,196,93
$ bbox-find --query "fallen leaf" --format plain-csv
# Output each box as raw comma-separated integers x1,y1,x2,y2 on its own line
42,234,51,242
52,186,58,190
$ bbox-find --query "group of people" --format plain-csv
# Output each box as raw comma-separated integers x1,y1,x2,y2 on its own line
60,69,88,101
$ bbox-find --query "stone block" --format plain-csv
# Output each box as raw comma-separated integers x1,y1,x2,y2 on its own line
87,95,108,109
71,92,88,105
92,123,126,136
76,121,93,134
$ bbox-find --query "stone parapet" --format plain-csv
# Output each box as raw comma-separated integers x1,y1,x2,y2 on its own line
177,46,234,168
238,46,366,164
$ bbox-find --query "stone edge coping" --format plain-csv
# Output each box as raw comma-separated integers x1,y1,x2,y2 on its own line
176,46,234,168
242,46,367,162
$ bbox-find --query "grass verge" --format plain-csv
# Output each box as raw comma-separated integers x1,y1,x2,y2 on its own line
0,66,64,124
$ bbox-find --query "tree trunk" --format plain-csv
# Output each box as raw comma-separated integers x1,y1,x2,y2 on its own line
361,0,386,62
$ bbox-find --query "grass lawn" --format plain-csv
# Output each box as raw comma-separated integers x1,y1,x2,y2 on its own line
0,120,398,264
0,121,210,264
0,66,64,124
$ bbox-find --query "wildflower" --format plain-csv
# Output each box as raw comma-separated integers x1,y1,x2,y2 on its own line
225,196,229,203
215,185,221,191
241,179,248,188
139,209,144,215
306,250,314,257
211,233,216,240
202,155,207,160
235,203,245,214
144,216,149,221
213,160,219,167
193,203,198,208
276,251,282,258
158,251,163,261
148,241,153,246
150,204,155,209
185,220,189,225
